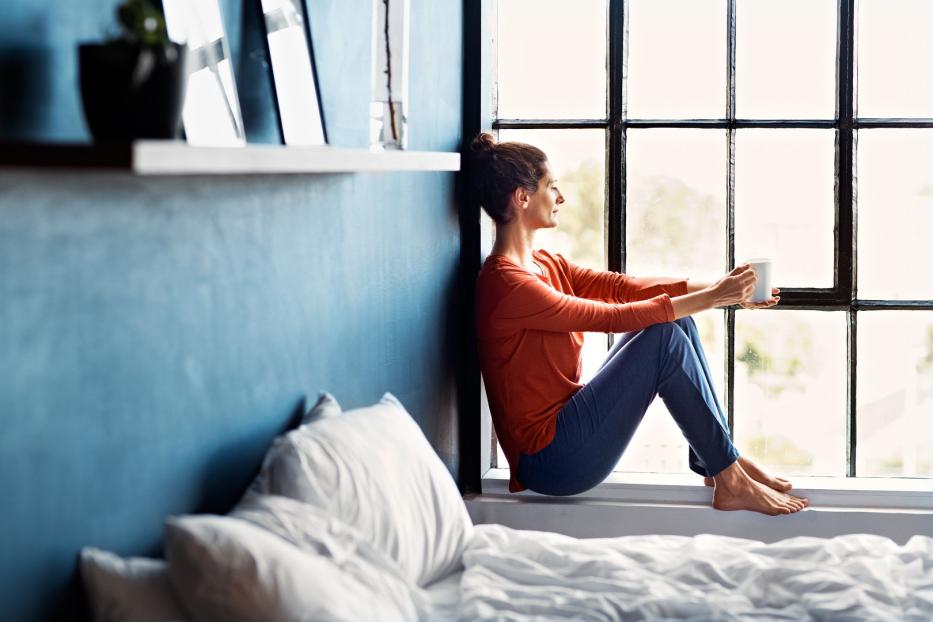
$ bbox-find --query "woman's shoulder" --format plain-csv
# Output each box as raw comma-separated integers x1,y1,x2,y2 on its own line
533,248,570,270
532,248,564,262
478,254,541,288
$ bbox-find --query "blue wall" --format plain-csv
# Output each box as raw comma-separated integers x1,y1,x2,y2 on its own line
0,1,464,620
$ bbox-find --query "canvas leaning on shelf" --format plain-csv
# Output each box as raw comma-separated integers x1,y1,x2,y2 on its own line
162,0,246,147
259,0,328,146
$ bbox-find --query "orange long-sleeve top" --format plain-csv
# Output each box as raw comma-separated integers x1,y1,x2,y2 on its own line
476,249,689,492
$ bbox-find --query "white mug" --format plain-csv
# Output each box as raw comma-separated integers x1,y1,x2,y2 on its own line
745,258,772,304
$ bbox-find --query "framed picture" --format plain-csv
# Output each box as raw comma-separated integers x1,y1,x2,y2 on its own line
162,0,246,146
258,0,328,146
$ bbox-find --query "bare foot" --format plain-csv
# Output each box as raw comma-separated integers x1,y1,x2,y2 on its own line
703,456,792,492
711,462,808,516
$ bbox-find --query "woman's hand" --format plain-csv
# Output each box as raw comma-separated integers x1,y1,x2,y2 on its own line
739,287,781,309
709,264,758,308
671,265,777,319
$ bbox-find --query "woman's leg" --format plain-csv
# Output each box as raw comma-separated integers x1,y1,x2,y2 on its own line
517,321,739,496
601,317,735,477
671,317,729,477
656,321,741,479
519,320,809,514
673,317,794,492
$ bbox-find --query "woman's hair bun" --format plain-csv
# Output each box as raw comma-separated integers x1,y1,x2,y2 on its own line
468,132,548,225
471,132,497,155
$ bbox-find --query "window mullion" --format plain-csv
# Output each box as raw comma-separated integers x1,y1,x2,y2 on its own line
847,310,857,477
726,0,737,436
838,0,856,476
608,0,626,276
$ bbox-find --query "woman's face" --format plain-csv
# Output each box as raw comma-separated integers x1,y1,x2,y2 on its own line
524,162,565,229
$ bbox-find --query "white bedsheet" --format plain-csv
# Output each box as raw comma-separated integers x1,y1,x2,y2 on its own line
424,569,463,622
455,524,933,621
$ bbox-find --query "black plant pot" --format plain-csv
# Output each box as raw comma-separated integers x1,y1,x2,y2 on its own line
79,40,187,141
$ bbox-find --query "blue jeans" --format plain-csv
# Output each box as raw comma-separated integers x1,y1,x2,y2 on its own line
517,316,740,496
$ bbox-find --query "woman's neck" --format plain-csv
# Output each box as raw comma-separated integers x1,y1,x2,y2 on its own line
491,225,537,268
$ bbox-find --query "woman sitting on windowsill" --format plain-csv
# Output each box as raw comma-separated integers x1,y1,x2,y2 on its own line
471,132,808,516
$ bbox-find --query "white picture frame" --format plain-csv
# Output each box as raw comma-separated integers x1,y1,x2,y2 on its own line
259,0,328,146
162,0,246,147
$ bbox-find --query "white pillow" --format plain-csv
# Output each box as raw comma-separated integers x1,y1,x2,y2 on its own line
80,548,187,622
253,392,473,586
302,391,342,425
231,493,405,569
164,512,423,622
246,392,342,497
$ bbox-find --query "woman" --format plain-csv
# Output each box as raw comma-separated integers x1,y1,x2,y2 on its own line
472,133,808,515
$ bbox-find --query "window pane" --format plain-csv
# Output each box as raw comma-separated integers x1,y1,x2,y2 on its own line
627,0,726,119
857,312,933,478
615,310,726,474
734,310,847,477
496,0,607,119
857,0,933,118
736,0,836,119
857,130,933,300
498,129,606,271
735,129,834,287
626,129,727,280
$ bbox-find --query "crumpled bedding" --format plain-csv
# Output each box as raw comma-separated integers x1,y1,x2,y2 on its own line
454,524,933,621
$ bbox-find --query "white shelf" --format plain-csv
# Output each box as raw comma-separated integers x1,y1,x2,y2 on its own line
132,141,461,175
0,140,461,175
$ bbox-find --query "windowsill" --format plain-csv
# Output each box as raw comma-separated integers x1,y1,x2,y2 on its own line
480,468,933,511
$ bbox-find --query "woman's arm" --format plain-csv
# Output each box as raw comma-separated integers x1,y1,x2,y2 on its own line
553,252,688,302
686,280,713,294
670,289,718,319
675,271,781,315
671,265,758,319
490,270,677,334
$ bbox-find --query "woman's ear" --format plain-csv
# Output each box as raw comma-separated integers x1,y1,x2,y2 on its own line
511,186,529,211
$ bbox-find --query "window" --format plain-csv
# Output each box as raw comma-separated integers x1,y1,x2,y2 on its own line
489,0,933,479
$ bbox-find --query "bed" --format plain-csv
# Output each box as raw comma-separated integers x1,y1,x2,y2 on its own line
80,392,933,622
447,525,933,621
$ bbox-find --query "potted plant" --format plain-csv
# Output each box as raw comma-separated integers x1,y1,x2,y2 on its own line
78,0,187,141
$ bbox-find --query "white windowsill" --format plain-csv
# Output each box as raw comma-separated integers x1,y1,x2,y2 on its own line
479,468,933,511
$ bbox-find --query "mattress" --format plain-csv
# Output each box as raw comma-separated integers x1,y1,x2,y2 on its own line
446,524,933,621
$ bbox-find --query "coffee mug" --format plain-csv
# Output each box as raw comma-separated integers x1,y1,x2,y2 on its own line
745,258,772,304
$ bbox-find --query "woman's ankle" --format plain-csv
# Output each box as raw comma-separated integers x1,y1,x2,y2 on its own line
712,460,746,491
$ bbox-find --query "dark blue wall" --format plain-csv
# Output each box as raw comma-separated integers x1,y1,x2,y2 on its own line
0,1,464,620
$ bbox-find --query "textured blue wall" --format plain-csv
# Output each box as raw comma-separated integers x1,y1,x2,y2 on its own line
0,1,464,620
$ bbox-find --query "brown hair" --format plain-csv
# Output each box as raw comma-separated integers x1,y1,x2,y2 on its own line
470,132,549,225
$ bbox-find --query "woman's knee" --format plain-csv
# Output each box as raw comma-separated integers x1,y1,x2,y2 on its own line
674,315,698,335
635,322,689,358
617,323,690,365
643,320,687,344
